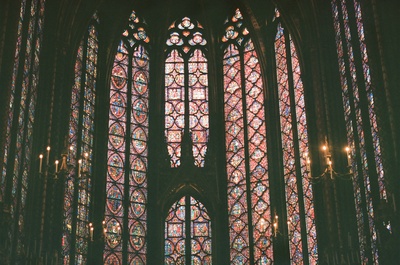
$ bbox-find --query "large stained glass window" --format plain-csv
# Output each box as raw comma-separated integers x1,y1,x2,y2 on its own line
0,0,46,259
62,13,99,265
222,9,272,264
331,0,386,263
104,10,149,265
274,10,318,264
165,17,209,167
164,196,212,265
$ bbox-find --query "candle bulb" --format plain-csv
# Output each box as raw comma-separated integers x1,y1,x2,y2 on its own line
39,154,43,173
68,145,73,161
78,159,82,178
46,146,51,165
305,152,311,174
322,145,327,153
84,152,89,171
55,160,59,173
322,145,331,166
89,223,93,241
345,146,351,167
328,160,333,179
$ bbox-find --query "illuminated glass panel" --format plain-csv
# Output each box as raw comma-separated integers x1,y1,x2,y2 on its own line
165,197,186,264
1,0,26,202
223,43,250,264
223,9,272,264
1,0,46,257
275,20,318,264
165,17,209,167
104,11,149,265
189,49,209,167
164,196,212,264
289,33,318,265
62,15,98,265
352,1,385,200
331,0,385,262
165,50,185,167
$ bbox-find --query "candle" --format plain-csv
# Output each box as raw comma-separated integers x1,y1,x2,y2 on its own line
322,145,331,166
328,159,333,179
55,160,59,173
273,215,278,237
84,152,89,172
89,223,93,241
39,154,43,173
46,146,51,165
305,152,311,174
345,146,351,166
287,217,291,238
322,145,327,153
78,159,82,178
68,145,73,161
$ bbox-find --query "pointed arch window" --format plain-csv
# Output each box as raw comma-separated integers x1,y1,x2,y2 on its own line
274,10,318,264
223,8,319,264
331,0,386,263
1,0,46,259
222,9,272,264
103,11,150,265
62,13,99,265
165,17,209,167
164,196,212,264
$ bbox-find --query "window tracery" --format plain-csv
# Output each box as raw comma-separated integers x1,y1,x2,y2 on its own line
165,17,209,167
331,0,386,262
1,0,46,259
222,8,272,264
62,13,99,265
104,10,149,265
164,196,212,265
274,11,317,264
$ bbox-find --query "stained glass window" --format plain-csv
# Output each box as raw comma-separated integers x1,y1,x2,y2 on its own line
274,11,318,264
164,196,212,265
62,13,99,265
0,0,46,259
165,17,209,167
103,10,149,265
222,9,272,264
331,0,386,263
